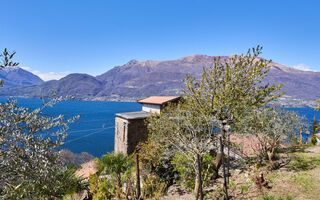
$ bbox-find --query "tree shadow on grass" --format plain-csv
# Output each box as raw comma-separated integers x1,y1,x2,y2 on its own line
287,153,320,171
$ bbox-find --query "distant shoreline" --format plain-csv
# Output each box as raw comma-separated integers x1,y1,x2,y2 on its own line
0,95,317,108
0,95,139,103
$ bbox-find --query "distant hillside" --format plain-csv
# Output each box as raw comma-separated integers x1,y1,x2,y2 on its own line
0,67,43,87
0,55,319,106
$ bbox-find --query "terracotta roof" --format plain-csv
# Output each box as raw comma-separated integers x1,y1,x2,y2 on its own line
138,96,181,105
75,159,98,179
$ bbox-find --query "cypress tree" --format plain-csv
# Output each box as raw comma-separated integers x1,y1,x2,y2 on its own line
312,114,317,137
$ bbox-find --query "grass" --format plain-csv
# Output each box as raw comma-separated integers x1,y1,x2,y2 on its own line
262,193,293,200
287,151,320,171
218,145,320,200
162,145,320,199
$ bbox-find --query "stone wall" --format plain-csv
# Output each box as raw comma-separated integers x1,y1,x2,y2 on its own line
114,117,149,154
127,118,149,154
114,117,128,154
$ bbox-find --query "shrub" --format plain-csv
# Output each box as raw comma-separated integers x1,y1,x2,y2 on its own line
311,135,317,145
89,174,114,200
171,153,216,191
89,152,135,199
139,139,177,185
141,173,167,199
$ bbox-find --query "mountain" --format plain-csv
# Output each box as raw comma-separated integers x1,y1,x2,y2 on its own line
0,66,43,87
0,73,102,98
0,55,319,106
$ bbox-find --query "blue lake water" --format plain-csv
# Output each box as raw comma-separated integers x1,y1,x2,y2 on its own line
0,97,319,158
0,97,141,158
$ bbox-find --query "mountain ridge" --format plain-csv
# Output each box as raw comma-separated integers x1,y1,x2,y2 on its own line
0,66,43,87
0,55,319,107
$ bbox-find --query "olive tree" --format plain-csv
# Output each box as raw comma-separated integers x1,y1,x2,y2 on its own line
235,107,308,168
183,46,282,131
0,49,81,199
146,101,219,200
0,48,19,86
182,46,283,198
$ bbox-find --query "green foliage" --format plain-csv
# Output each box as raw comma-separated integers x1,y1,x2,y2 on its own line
0,99,80,199
315,99,320,111
141,174,167,199
171,153,217,191
311,135,317,145
90,152,135,200
311,115,318,137
0,48,19,86
172,153,195,191
89,174,114,200
58,164,87,197
146,101,217,198
145,46,283,198
182,46,283,128
98,152,134,191
0,48,19,68
235,106,308,168
288,152,320,171
0,49,81,199
262,193,293,200
140,137,177,184
98,152,134,177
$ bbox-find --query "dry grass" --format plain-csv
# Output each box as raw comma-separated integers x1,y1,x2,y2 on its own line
226,145,320,200
160,145,320,200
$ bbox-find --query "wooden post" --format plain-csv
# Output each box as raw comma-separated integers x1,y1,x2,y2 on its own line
135,152,141,199
220,136,229,200
227,134,230,185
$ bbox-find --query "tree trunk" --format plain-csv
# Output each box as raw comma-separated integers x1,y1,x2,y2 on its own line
194,154,203,200
213,152,222,179
220,136,229,200
267,148,275,169
227,134,230,185
116,176,122,200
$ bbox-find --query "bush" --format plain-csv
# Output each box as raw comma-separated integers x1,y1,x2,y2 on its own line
139,139,177,185
171,153,216,191
141,173,167,199
311,135,317,145
89,174,114,200
0,99,80,199
89,152,135,199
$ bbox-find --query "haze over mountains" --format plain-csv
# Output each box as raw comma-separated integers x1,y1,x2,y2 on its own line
0,55,319,106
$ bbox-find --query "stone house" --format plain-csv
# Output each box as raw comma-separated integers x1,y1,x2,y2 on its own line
114,96,181,154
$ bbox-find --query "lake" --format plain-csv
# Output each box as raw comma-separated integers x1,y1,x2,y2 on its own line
0,97,319,158
0,97,141,158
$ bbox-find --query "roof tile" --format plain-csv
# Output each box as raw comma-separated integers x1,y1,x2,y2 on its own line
138,96,181,105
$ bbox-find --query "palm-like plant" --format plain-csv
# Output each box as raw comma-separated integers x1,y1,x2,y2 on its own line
98,152,134,199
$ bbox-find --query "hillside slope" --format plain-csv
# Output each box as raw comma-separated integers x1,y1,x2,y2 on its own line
0,55,319,106
0,67,43,87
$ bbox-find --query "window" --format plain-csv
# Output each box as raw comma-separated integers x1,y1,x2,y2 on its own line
123,122,127,141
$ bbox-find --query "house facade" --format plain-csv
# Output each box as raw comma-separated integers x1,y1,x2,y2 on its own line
114,96,180,154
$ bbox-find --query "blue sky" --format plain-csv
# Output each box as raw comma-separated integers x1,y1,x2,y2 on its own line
1,0,320,80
